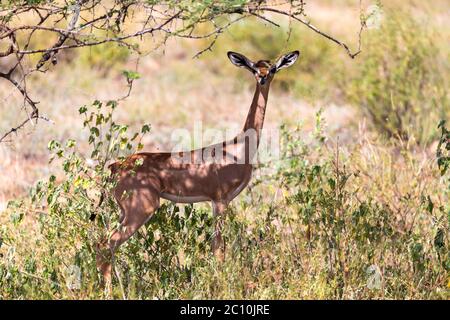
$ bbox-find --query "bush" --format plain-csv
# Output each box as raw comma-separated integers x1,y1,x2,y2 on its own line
347,12,449,144
248,111,448,298
0,99,150,298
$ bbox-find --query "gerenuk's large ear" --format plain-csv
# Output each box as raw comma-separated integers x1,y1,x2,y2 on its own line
272,50,300,72
227,51,257,73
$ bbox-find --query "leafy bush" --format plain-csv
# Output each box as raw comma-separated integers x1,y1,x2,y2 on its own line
0,99,220,299
347,12,449,144
247,111,448,298
0,99,150,298
436,120,450,274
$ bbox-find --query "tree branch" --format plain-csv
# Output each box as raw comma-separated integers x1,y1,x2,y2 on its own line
0,0,366,142
258,6,363,58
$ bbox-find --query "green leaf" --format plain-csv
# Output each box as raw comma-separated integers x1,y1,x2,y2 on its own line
135,158,144,167
10,211,24,226
66,139,76,148
106,100,118,109
78,106,88,114
434,229,445,250
93,100,102,108
122,70,141,81
328,178,336,190
96,114,104,125
426,195,434,214
141,124,151,134
119,125,128,135
48,140,60,151
130,133,139,141
90,127,100,137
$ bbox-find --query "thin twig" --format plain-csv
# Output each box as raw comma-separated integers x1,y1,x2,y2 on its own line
258,6,364,58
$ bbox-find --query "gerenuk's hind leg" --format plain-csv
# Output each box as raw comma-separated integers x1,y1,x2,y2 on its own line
96,175,160,293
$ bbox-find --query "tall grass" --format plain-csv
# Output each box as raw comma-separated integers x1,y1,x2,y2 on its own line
346,11,449,144
0,104,447,299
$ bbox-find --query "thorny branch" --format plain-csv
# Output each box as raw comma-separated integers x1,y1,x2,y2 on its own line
0,0,367,142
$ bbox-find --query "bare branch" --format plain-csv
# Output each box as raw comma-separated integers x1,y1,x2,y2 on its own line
258,6,363,59
36,0,85,69
0,0,366,142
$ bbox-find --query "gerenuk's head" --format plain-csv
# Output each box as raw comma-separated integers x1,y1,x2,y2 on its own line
227,50,300,86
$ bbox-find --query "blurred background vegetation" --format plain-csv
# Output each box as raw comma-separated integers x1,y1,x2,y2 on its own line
0,0,449,299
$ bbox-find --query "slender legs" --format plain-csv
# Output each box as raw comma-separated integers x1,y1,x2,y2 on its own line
96,178,160,293
96,180,231,291
211,201,228,261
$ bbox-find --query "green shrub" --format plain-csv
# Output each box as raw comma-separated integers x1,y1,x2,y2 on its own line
0,98,149,298
347,12,449,144
251,111,448,298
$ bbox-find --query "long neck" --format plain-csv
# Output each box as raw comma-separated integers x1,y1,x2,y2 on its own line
242,82,271,145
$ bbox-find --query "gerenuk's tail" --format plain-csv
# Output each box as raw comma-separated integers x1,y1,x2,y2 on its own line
89,162,118,221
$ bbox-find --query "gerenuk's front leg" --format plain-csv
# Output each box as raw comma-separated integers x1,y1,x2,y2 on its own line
211,201,228,262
